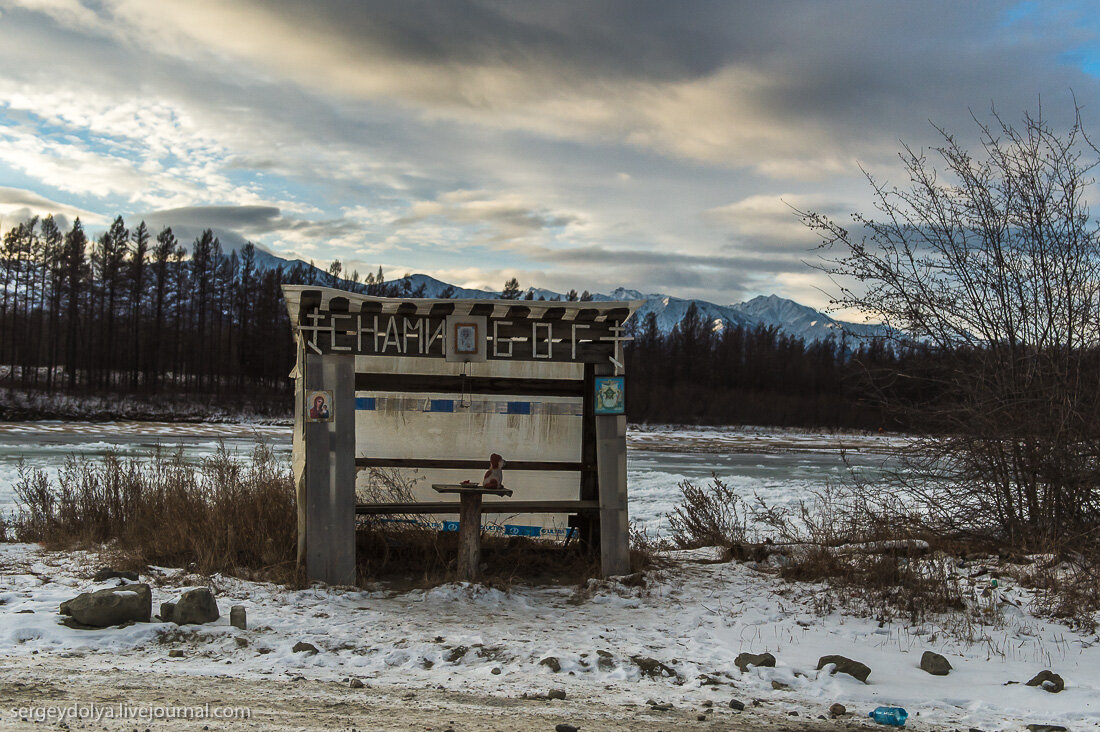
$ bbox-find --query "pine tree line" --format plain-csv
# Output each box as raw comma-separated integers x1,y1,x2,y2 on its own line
0,215,398,402
624,303,907,429
2,215,910,428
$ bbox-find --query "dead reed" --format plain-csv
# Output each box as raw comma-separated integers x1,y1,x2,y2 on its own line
11,441,298,581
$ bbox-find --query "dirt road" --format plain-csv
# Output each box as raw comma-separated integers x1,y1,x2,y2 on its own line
0,659,866,731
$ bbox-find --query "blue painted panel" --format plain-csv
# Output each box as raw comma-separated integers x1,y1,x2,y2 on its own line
506,401,532,415
355,397,377,410
429,399,455,412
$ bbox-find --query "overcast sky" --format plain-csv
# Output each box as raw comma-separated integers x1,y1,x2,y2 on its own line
0,1,1098,308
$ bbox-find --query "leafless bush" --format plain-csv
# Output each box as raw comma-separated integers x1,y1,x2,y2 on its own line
1015,547,1100,633
12,441,297,580
667,475,751,549
802,103,1100,553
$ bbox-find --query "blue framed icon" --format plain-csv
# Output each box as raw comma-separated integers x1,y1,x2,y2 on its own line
593,376,626,415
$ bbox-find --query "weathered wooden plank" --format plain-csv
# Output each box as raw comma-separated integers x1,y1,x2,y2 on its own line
457,492,482,581
356,458,586,472
594,362,630,577
303,353,357,586
356,500,600,514
353,373,584,396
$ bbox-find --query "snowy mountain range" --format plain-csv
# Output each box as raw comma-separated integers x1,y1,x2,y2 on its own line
264,250,889,346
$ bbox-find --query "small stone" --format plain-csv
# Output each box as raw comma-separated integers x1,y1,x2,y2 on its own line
445,646,469,663
770,680,789,690
596,649,614,671
697,714,707,721
787,711,799,716
168,649,184,658
555,725,578,732
1025,670,1064,693
829,703,846,717
617,572,646,587
702,700,713,708
734,652,776,673
729,699,745,711
548,688,567,700
816,655,871,683
540,656,562,673
292,641,319,654
631,655,678,679
234,637,248,648
159,602,175,622
920,650,952,676
491,667,502,675
230,605,247,630
172,588,219,626
349,678,364,689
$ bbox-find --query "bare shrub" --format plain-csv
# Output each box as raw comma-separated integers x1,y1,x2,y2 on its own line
12,441,297,580
1015,548,1100,633
667,475,750,549
802,105,1100,552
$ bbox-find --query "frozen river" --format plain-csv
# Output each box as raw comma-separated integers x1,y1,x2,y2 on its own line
0,421,900,535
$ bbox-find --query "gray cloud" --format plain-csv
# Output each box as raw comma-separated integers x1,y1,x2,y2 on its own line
0,1,1097,308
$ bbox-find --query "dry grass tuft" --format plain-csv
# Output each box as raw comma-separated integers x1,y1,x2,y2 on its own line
11,441,298,582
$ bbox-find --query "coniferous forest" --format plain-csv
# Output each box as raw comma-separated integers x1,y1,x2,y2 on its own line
0,214,912,428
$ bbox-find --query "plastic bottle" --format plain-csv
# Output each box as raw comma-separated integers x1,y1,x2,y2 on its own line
868,706,908,726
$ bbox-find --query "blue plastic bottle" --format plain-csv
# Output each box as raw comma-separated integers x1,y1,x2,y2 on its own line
868,706,908,726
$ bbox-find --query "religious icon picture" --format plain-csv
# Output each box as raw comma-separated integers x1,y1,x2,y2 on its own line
593,376,626,415
307,390,333,422
453,321,480,355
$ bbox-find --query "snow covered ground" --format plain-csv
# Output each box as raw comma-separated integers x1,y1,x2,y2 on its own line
0,542,1095,730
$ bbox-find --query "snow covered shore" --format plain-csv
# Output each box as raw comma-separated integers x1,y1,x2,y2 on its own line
0,542,1095,730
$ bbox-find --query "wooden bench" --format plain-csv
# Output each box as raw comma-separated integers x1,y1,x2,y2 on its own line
355,500,600,514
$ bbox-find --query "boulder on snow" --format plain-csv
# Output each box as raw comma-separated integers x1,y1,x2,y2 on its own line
1025,670,1064,693
816,654,871,683
92,568,139,582
293,641,319,654
159,602,176,622
172,588,219,625
59,584,152,627
920,650,952,676
596,649,614,671
735,651,776,672
829,703,846,717
547,689,567,700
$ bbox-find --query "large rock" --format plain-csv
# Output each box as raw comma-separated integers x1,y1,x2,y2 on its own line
735,652,776,672
1025,670,1064,693
172,588,219,625
920,651,952,676
59,584,152,627
816,655,871,683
